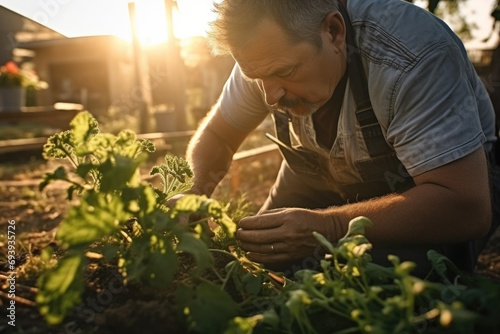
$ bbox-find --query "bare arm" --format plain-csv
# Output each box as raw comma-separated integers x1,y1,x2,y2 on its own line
186,107,255,196
237,148,492,263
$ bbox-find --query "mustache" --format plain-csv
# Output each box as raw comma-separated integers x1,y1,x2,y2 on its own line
275,96,314,110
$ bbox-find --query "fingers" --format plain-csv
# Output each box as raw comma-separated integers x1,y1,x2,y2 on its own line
245,251,292,264
239,241,280,254
258,208,288,215
237,228,279,244
238,210,286,230
238,241,292,264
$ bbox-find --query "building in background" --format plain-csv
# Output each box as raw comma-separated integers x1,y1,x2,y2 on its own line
0,6,64,65
21,35,135,116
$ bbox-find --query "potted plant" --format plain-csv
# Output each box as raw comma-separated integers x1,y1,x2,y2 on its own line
0,61,47,111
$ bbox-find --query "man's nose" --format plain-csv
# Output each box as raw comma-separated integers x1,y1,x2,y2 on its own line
261,79,285,106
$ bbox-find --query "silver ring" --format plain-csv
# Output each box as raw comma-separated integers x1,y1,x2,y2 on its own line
270,244,274,252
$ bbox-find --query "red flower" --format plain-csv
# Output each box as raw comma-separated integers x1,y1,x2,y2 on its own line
4,61,19,74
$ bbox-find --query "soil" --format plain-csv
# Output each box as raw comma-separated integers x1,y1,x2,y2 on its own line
0,149,499,333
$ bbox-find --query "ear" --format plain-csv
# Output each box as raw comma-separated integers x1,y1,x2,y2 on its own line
322,11,346,53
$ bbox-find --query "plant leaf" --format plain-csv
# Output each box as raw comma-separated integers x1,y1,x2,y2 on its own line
176,232,213,274
57,192,127,247
36,254,85,325
342,216,373,239
176,282,240,334
70,111,99,155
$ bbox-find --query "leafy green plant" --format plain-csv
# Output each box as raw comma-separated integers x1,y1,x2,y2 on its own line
36,111,500,334
37,111,238,327
229,217,500,334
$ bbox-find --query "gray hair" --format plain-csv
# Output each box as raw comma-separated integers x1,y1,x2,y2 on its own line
207,0,339,56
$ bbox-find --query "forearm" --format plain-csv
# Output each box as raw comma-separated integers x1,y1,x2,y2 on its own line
320,182,491,247
186,127,234,196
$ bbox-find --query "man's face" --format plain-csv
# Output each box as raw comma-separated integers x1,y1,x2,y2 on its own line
233,15,346,118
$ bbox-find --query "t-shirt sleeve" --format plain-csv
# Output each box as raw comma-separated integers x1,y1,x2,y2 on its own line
217,63,270,132
387,43,487,177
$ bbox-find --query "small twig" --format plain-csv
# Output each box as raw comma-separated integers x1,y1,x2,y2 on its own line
15,284,39,294
0,290,36,307
0,274,39,294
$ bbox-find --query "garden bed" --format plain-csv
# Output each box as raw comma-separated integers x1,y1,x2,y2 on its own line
1,112,499,334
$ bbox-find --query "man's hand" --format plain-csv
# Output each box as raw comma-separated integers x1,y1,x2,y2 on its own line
236,208,333,264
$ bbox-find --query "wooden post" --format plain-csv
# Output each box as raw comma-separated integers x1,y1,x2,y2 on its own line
164,0,188,130
128,1,154,133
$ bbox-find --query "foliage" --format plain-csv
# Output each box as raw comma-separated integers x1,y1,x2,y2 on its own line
37,112,500,333
38,111,238,327
232,217,500,334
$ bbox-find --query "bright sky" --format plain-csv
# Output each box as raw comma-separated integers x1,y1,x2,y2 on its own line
0,0,217,44
417,0,499,48
0,0,497,46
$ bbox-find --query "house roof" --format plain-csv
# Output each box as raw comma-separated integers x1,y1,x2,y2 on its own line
0,5,66,39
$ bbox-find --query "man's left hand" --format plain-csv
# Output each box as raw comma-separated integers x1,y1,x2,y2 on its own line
236,208,332,264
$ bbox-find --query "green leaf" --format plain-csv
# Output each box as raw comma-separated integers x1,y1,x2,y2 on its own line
75,163,97,180
285,289,316,333
174,195,208,213
177,282,240,334
176,233,213,275
140,139,156,153
225,315,262,334
39,166,69,191
145,240,178,288
121,186,157,216
342,216,373,239
150,155,194,198
241,271,263,295
42,130,73,159
98,155,144,192
70,111,99,155
37,254,85,325
208,201,237,239
313,231,336,254
57,192,127,247
427,250,464,281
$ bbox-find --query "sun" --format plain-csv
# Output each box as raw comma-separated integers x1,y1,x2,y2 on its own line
115,0,216,46
131,0,168,45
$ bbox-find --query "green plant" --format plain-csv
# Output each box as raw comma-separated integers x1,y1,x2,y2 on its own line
229,217,500,334
37,111,238,329
36,111,500,334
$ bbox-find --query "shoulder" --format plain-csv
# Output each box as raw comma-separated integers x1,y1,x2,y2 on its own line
347,0,467,70
347,0,475,126
217,64,270,131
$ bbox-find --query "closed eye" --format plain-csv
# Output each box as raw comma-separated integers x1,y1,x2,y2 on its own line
276,67,296,79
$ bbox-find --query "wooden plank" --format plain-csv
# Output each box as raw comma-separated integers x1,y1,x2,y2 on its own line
0,137,47,154
0,131,196,155
137,130,195,140
0,105,83,131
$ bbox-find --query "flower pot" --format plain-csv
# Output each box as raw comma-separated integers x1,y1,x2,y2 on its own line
0,87,25,111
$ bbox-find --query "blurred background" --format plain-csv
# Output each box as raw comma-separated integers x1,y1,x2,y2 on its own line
0,0,498,145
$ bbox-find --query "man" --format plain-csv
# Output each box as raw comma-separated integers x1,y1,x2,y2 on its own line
185,0,500,276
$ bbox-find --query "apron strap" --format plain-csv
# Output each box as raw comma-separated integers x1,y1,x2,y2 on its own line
338,2,394,158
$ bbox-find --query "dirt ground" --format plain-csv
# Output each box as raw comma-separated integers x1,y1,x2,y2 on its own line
0,149,499,333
